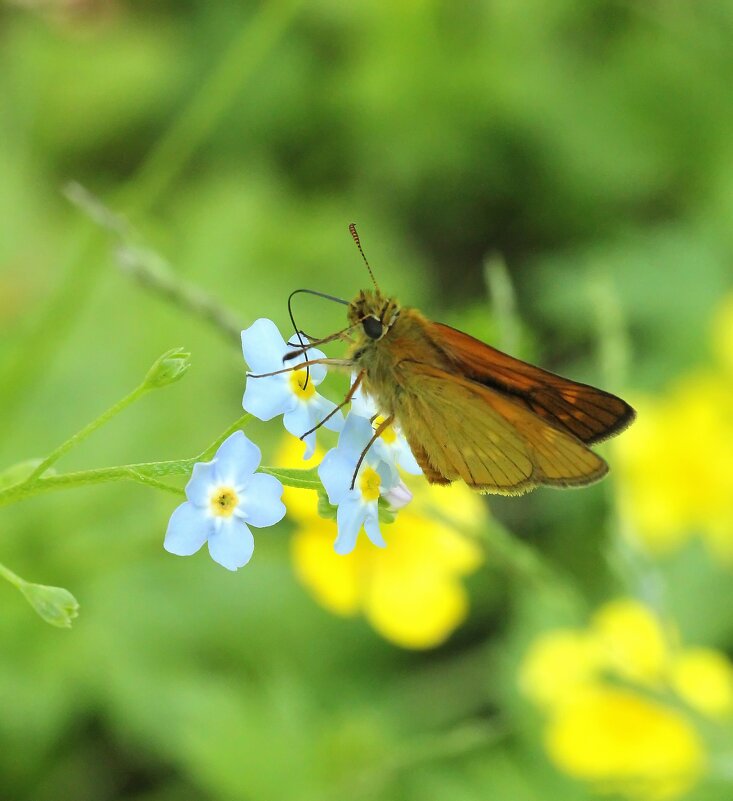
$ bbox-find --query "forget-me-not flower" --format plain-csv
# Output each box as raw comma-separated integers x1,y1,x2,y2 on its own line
350,378,422,475
318,413,400,554
242,318,343,458
164,431,285,570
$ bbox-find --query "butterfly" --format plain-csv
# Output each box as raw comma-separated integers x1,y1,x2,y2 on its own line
281,225,635,495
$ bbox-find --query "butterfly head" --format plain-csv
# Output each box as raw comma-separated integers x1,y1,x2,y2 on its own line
348,289,401,342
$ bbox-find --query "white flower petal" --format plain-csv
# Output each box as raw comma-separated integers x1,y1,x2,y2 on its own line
334,494,366,554
207,518,255,571
243,375,295,421
396,439,423,475
337,412,375,461
241,318,288,373
164,502,213,556
308,393,344,433
375,459,399,492
185,460,218,506
318,448,355,504
213,431,261,485
239,473,286,528
363,511,386,548
350,377,378,419
283,402,321,459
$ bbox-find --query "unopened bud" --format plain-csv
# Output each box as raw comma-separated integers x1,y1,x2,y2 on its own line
144,347,191,389
384,480,413,510
20,582,80,628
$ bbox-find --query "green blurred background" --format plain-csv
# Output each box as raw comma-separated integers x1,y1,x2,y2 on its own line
2,1,733,799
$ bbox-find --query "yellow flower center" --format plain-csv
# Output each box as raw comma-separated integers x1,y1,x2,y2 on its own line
374,415,397,445
289,369,316,400
359,466,381,502
210,487,239,518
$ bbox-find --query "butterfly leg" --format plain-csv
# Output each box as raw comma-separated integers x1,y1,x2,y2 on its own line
298,370,366,441
349,414,395,490
246,358,354,379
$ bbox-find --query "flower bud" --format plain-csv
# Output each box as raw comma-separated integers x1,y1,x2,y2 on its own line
144,347,191,389
20,582,80,628
384,480,413,510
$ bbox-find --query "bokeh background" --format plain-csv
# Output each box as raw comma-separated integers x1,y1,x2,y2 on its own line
2,1,733,799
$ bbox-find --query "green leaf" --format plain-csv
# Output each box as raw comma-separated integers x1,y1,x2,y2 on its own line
317,487,337,520
260,466,321,490
378,497,397,525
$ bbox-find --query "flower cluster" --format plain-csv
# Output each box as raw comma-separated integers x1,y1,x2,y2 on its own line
165,317,460,574
519,598,733,799
278,436,486,648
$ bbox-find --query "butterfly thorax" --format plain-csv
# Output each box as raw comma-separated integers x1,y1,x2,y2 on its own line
347,291,449,417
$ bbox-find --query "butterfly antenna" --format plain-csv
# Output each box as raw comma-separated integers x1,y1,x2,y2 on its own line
349,223,379,291
287,288,350,390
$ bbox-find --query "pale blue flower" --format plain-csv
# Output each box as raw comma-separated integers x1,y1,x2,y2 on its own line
242,318,343,458
164,431,285,571
350,378,422,475
318,413,400,554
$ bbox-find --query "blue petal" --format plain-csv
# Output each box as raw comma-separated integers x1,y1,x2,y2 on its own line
185,460,218,506
375,458,399,492
318,448,355,504
239,473,286,527
308,393,344,433
334,494,366,554
337,412,375,461
214,430,261,485
363,510,386,548
164,502,213,556
241,318,288,373
350,377,378,419
207,518,255,571
243,375,296,421
396,438,423,475
241,319,331,385
283,402,319,459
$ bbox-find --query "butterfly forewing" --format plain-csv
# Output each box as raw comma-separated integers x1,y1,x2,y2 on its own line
394,362,608,495
427,322,635,444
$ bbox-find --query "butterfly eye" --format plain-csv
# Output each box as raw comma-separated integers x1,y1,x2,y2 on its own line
362,316,383,340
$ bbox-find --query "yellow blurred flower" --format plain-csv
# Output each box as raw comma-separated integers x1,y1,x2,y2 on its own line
591,598,672,686
546,687,704,801
670,648,733,720
276,436,486,649
519,630,601,708
616,295,733,561
519,598,733,799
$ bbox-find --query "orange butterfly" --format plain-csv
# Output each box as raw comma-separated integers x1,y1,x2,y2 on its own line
284,226,635,495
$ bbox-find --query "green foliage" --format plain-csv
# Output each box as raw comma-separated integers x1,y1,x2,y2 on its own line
1,1,732,799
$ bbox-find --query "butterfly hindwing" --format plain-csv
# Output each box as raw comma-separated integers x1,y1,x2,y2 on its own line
395,361,608,495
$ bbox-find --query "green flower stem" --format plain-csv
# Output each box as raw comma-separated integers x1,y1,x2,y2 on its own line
0,560,22,590
0,560,80,628
25,383,149,484
0,412,319,509
0,459,194,507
